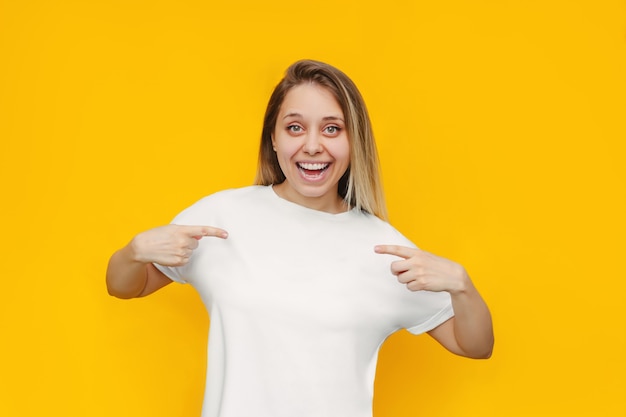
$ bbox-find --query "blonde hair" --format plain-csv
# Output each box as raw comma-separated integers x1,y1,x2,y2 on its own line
254,60,387,220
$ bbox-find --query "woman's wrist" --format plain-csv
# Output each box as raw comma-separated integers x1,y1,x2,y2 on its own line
448,266,473,296
128,235,149,264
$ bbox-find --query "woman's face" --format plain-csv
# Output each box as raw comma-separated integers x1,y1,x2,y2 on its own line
272,83,350,213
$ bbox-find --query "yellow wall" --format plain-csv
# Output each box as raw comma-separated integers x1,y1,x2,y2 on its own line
1,1,624,416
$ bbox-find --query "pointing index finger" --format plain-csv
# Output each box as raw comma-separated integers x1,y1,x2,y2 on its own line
374,244,415,259
180,225,229,239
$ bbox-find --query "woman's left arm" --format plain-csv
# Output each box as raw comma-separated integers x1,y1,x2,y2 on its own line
374,245,494,359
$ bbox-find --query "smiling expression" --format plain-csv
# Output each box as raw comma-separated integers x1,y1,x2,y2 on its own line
271,83,350,213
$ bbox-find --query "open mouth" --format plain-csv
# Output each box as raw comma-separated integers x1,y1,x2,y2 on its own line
297,162,330,179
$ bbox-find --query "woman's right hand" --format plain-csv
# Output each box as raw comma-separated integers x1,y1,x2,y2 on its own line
130,224,229,267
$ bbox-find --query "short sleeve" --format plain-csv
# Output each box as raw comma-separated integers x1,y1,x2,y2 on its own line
153,262,189,284
405,301,455,335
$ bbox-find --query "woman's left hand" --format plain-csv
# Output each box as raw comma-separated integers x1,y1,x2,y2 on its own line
376,244,494,358
374,245,469,294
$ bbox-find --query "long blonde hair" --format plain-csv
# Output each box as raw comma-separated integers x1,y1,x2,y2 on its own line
254,60,387,220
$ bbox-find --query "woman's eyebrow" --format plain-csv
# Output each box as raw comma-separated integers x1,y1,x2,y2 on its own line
282,112,303,119
282,113,344,122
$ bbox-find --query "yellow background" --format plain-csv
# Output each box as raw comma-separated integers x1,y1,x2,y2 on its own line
1,0,625,416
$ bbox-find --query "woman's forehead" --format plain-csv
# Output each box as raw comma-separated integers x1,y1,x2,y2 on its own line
278,84,343,119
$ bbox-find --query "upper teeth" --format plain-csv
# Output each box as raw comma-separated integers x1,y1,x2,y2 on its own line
299,163,328,170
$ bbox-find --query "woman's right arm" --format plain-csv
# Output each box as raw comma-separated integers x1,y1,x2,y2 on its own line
106,225,228,299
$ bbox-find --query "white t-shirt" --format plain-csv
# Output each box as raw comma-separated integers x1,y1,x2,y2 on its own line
155,185,454,417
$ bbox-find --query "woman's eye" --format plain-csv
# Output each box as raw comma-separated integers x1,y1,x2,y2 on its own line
324,126,341,135
287,125,303,133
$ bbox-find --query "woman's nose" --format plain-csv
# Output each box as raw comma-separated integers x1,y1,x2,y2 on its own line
302,132,323,155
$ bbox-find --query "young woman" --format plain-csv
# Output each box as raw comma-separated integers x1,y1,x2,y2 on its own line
106,59,493,417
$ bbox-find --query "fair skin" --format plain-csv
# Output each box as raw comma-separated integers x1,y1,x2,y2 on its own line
271,83,350,214
106,82,493,359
